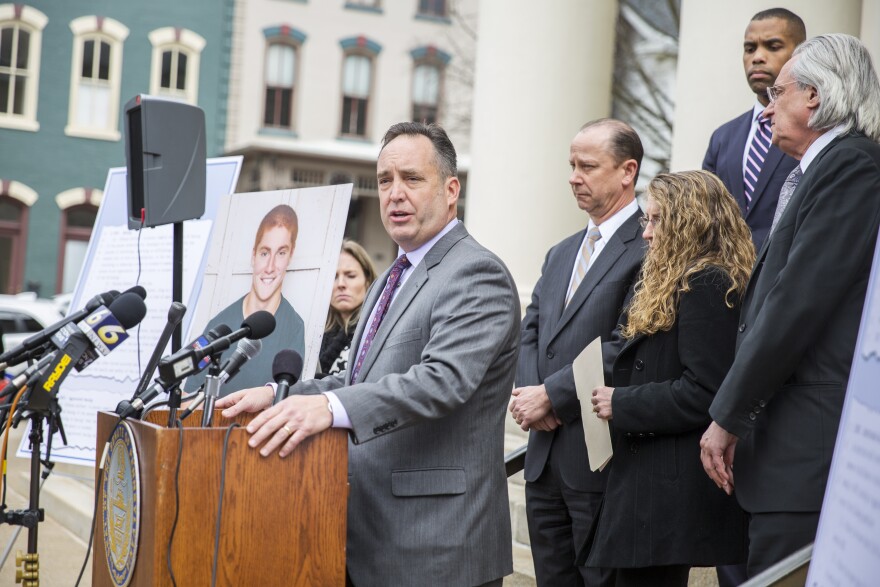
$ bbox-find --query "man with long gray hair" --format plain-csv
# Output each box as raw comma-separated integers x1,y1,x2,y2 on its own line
700,33,880,576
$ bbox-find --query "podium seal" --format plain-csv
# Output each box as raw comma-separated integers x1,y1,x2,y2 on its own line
102,421,141,587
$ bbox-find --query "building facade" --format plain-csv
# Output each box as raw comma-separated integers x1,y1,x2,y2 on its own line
0,0,234,295
225,0,477,270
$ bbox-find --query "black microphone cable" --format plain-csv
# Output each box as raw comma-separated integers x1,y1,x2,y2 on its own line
211,422,241,587
166,418,183,587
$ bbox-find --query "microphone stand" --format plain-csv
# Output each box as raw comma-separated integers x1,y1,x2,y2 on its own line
167,383,183,428
1,389,67,585
200,354,224,428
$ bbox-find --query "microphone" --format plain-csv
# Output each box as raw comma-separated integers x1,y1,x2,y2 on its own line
0,289,120,369
201,338,262,426
124,285,147,300
27,292,148,412
132,302,186,399
157,311,275,384
217,338,262,385
272,349,304,404
117,324,233,419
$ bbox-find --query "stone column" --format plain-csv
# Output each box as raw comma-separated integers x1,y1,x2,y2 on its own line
861,0,880,69
465,0,618,298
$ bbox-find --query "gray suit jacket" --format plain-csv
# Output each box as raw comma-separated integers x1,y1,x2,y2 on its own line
518,211,645,491
293,222,521,586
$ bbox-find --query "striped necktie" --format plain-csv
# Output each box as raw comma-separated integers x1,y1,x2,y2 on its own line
565,227,602,307
744,114,772,209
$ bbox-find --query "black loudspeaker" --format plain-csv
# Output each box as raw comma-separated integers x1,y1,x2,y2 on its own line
124,95,206,229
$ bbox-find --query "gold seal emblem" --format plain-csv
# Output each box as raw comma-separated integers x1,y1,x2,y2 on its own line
102,421,140,587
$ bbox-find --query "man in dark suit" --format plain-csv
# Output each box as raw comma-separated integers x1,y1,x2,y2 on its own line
219,122,521,586
703,8,805,250
701,34,880,577
509,119,645,586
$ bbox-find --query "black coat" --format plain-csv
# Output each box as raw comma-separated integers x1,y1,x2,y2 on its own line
710,133,880,514
584,268,748,568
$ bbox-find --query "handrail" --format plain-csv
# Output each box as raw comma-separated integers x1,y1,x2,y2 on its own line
504,443,527,477
740,543,812,587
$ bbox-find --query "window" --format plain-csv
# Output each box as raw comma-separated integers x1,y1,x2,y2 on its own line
0,180,36,294
66,16,129,141
0,4,47,132
264,43,296,128
339,37,381,138
149,28,205,104
417,0,447,18
55,188,100,294
341,55,371,136
412,64,440,124
262,26,306,132
345,0,381,10
410,46,450,125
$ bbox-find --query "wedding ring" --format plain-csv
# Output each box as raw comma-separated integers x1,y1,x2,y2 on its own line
282,424,293,436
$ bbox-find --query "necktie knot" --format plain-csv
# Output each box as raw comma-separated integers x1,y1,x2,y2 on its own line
389,254,411,282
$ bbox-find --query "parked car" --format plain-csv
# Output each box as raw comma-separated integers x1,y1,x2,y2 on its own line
0,293,65,374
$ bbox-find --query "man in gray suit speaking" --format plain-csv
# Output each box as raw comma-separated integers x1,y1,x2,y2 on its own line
218,122,521,586
509,119,645,586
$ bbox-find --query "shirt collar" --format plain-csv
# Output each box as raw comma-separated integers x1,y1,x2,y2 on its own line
591,199,640,241
800,124,847,173
752,101,767,123
396,218,459,269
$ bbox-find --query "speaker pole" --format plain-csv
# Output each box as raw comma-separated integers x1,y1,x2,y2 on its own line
168,220,184,426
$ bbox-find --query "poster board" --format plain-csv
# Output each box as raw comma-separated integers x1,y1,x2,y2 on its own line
16,158,241,466
807,228,880,585
184,185,351,390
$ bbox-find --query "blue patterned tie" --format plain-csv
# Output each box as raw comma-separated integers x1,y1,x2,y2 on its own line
350,254,411,382
744,114,772,209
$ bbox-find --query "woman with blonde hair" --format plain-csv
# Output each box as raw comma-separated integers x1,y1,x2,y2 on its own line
583,170,754,586
319,239,377,375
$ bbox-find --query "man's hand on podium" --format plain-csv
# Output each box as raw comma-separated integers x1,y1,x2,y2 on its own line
218,388,333,458
217,384,275,416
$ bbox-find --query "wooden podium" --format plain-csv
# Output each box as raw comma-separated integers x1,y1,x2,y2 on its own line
92,410,348,586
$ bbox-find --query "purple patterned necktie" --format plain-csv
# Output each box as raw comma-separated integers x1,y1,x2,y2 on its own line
744,114,772,209
350,254,411,382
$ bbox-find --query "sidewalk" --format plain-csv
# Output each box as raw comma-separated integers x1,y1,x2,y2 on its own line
0,426,94,585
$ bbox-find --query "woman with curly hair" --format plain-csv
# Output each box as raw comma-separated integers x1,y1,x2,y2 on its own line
582,170,755,586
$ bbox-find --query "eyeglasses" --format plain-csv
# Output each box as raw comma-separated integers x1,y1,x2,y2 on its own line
766,80,800,104
638,216,660,229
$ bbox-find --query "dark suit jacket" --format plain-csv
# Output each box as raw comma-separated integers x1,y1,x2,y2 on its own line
293,223,521,586
703,109,799,249
518,211,645,492
584,268,747,568
710,133,880,514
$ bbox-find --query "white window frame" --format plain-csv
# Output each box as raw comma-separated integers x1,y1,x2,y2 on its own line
148,27,205,104
0,4,47,132
65,16,129,141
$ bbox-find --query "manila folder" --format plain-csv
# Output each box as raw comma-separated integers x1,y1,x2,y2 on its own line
573,337,613,472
